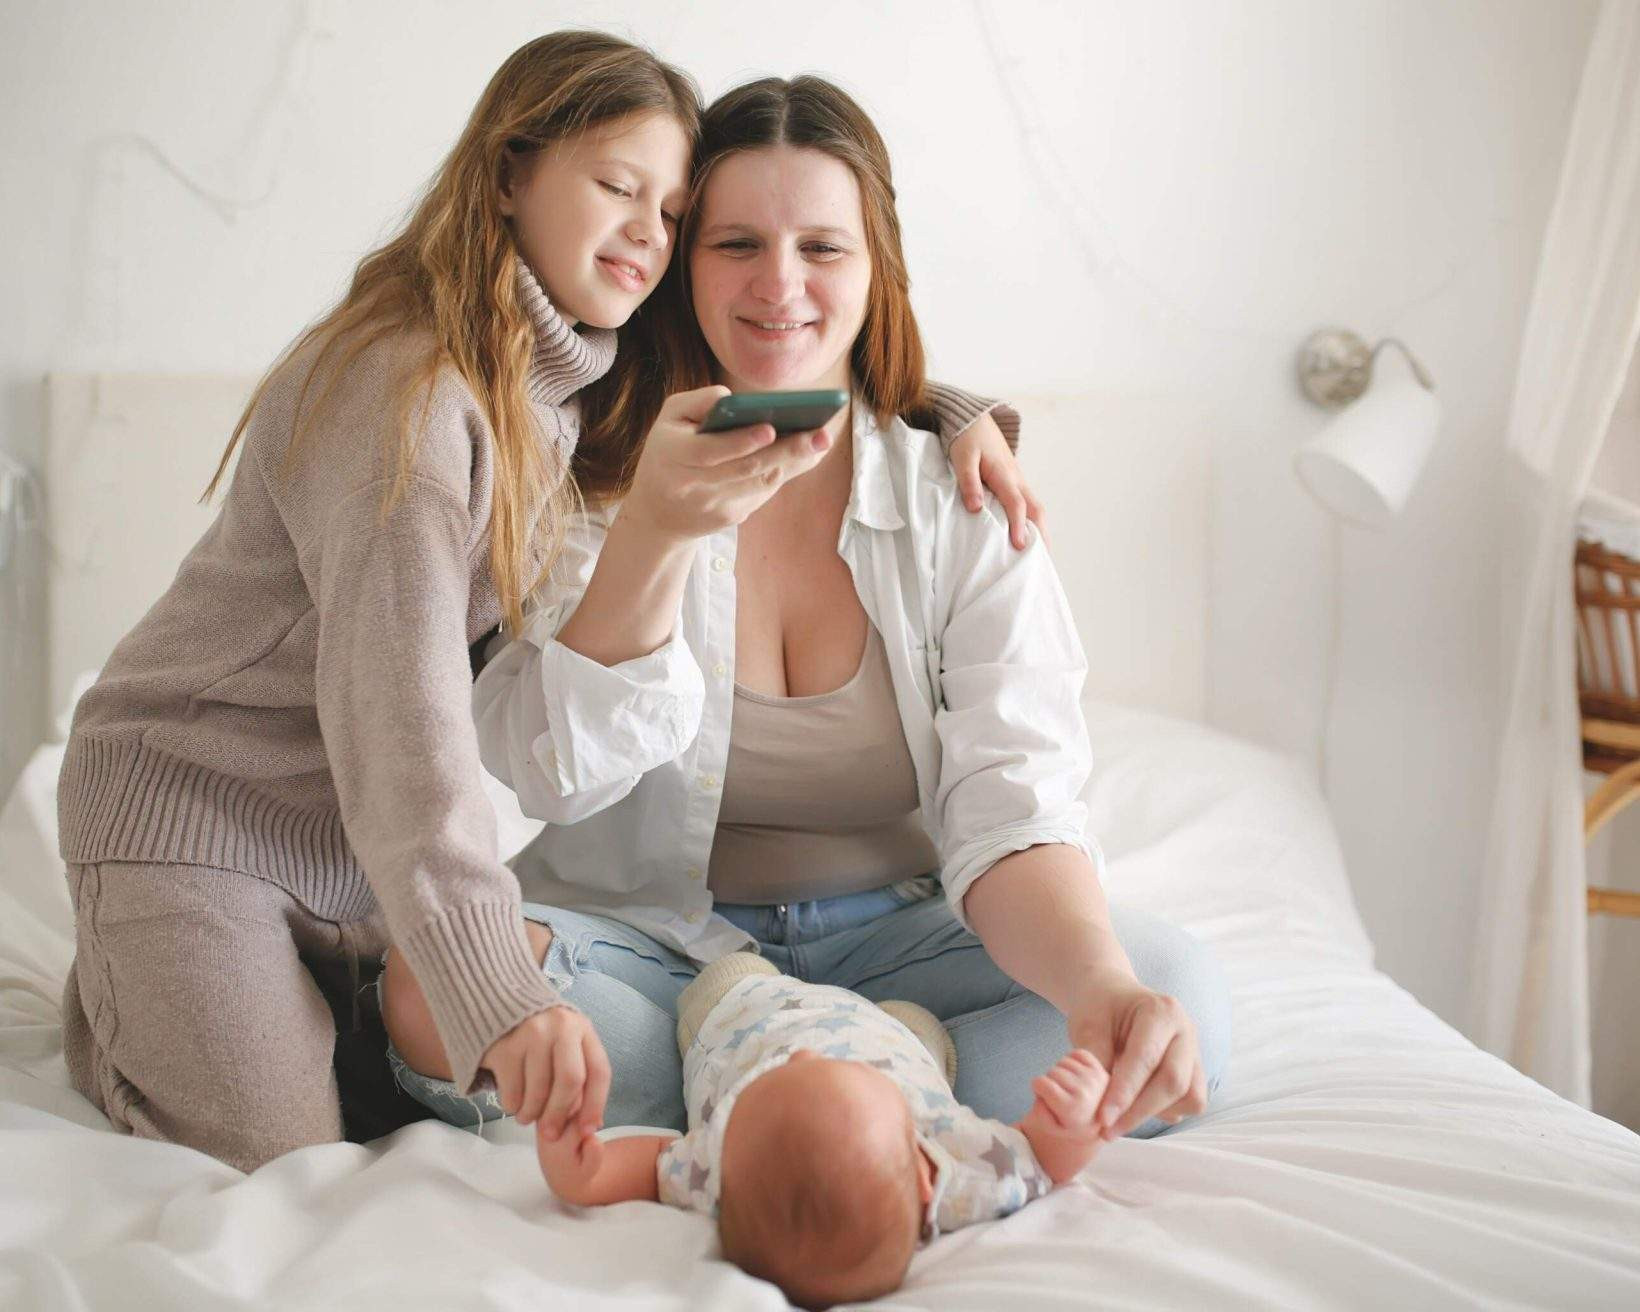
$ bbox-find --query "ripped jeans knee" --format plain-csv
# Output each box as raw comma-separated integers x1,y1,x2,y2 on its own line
534,921,576,995
384,903,697,1136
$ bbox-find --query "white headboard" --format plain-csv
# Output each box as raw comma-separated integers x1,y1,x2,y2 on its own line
43,376,1211,722
44,374,255,716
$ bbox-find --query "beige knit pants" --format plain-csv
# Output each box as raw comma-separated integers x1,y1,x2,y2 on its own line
60,860,389,1172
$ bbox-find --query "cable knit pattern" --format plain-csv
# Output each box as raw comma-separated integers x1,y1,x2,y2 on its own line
514,260,616,407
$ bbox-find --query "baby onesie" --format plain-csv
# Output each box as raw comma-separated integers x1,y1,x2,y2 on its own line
656,967,1053,1238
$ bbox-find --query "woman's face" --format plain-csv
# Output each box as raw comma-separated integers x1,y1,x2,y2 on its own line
501,110,691,330
689,145,872,393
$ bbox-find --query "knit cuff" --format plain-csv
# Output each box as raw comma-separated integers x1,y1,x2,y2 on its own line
397,900,570,1096
926,386,1022,454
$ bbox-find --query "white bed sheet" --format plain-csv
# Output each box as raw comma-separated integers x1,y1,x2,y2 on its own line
3,701,1639,1310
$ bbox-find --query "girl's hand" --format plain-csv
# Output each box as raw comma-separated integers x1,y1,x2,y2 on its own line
480,1004,611,1142
1069,970,1208,1139
619,385,836,546
948,411,1047,551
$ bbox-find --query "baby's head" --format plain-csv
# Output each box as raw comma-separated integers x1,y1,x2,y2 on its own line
717,1049,935,1310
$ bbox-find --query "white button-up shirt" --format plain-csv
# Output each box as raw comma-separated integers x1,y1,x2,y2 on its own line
472,403,1100,964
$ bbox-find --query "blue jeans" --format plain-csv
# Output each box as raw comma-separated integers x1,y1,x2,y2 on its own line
385,876,1232,1139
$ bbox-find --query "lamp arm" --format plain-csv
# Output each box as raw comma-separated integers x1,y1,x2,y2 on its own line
1369,338,1437,392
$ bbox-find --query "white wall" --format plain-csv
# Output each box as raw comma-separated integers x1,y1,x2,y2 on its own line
0,2,1604,1052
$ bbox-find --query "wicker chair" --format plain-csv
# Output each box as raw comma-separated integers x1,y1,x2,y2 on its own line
1574,538,1640,917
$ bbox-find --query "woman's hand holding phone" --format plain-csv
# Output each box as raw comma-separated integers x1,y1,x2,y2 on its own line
556,385,837,669
618,385,835,546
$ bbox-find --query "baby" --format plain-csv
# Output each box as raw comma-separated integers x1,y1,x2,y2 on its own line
535,952,1111,1310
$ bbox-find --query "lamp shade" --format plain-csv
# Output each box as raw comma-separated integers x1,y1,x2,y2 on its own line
1293,374,1442,529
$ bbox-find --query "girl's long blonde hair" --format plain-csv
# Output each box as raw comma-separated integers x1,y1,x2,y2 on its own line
204,30,700,635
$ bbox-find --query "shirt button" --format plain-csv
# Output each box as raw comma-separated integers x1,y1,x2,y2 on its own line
698,773,719,791
687,866,705,881
711,556,730,573
685,910,703,924
712,662,728,679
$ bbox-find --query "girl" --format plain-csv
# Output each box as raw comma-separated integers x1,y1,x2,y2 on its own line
381,74,1231,1148
58,32,1030,1172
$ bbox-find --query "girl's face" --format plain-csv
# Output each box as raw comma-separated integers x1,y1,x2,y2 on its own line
689,146,872,394
501,111,691,330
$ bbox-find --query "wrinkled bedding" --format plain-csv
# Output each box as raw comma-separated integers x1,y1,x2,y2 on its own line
3,701,1637,1310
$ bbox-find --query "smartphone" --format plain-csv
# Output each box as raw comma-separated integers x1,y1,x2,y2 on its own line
699,388,848,437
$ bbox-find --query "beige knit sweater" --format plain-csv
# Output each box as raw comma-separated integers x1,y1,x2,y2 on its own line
58,258,1013,1096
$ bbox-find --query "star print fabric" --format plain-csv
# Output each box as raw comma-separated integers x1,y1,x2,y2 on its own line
655,976,1052,1237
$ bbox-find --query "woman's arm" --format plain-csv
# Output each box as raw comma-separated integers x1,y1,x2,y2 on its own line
926,499,1094,923
925,492,1206,1138
471,505,707,826
965,845,1208,1138
962,845,1136,1011
552,507,697,666
472,386,842,823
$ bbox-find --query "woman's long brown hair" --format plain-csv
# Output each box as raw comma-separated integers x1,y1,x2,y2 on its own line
203,31,700,634
575,75,930,502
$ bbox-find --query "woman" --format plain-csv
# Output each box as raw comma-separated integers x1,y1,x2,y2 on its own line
56,34,1027,1173
381,75,1231,1147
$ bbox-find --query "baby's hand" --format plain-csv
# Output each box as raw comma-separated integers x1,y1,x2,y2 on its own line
1016,1049,1111,1184
536,1116,604,1194
535,1123,670,1207
1028,1049,1110,1135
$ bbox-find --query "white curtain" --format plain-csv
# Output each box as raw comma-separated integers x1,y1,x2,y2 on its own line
1470,0,1640,1105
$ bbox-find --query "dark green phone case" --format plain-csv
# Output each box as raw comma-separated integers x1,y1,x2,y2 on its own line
699,388,849,436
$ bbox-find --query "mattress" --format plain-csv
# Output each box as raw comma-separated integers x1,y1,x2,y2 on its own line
3,701,1638,1310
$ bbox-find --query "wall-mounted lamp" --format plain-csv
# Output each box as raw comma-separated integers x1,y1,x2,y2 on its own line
1294,328,1442,529
1293,328,1443,799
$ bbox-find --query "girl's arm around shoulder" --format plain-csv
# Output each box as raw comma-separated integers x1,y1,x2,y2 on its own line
921,383,1045,550
920,382,1020,454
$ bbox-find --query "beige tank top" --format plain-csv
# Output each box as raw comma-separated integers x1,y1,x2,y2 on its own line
707,621,939,904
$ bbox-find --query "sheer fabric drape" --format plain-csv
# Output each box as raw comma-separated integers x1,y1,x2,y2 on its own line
1470,0,1640,1105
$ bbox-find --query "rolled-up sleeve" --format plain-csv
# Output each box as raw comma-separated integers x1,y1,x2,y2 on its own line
471,510,706,825
930,502,1101,926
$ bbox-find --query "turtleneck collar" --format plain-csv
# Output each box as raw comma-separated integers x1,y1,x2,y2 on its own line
514,258,619,407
